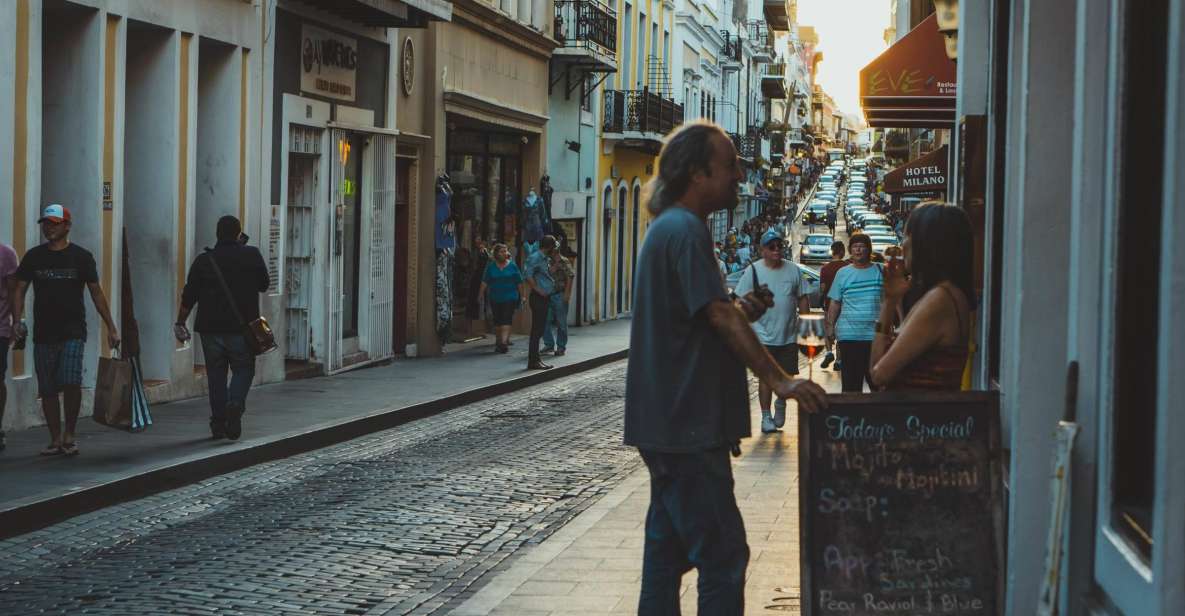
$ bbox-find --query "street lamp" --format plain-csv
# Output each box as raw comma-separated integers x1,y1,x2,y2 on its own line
932,0,959,61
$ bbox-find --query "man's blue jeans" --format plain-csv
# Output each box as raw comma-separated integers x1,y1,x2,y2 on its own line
200,333,255,421
637,447,749,615
541,293,568,351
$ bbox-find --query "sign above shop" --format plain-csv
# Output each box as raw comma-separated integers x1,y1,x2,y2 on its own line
883,145,949,194
301,24,357,102
859,14,957,128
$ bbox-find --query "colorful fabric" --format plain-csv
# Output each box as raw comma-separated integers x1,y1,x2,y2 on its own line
549,254,575,295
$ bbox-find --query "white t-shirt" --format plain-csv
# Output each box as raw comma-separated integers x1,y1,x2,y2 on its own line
734,259,803,347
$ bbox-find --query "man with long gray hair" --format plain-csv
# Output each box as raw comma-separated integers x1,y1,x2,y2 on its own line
624,121,828,614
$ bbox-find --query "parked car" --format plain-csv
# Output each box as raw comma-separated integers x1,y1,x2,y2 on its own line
726,263,824,309
868,234,899,256
863,224,893,236
856,214,888,229
799,233,835,263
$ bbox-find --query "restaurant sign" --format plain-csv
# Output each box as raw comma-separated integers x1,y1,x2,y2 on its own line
301,24,357,102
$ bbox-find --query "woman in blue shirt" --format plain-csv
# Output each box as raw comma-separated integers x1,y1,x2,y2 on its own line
479,243,525,353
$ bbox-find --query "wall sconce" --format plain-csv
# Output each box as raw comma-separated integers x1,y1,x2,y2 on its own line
932,0,959,61
565,140,581,153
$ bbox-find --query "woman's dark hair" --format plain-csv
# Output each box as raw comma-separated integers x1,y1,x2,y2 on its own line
902,202,975,315
643,121,724,215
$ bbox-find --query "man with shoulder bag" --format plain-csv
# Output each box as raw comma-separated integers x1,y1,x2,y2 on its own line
175,216,271,440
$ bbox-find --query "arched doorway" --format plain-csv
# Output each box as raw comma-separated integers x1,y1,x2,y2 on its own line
616,185,628,314
601,186,612,320
629,183,641,311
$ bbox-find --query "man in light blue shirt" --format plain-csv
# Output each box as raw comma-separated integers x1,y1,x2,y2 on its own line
825,233,883,392
524,235,557,369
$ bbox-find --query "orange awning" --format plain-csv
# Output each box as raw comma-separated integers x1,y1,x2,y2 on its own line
883,145,948,194
860,14,957,128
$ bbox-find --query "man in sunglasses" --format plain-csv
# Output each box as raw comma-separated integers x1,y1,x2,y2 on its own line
733,227,810,433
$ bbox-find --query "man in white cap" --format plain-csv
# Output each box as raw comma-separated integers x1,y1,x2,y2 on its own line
13,204,120,456
734,227,810,433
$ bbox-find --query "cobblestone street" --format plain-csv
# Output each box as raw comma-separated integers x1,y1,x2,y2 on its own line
0,362,639,615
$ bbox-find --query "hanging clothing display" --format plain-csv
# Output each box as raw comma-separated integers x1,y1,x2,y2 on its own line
522,189,546,244
434,175,455,345
435,251,453,345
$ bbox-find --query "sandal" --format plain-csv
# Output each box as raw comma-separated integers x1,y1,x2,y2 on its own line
61,442,80,456
40,445,63,456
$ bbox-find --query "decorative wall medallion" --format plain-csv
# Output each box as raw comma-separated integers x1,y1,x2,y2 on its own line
401,37,414,96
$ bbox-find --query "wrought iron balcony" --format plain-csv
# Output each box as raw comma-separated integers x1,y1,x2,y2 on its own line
729,131,760,161
761,62,787,99
603,88,684,140
553,0,617,70
747,21,775,62
763,0,790,31
720,31,743,67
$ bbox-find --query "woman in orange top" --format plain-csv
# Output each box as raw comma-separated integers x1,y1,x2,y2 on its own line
869,203,974,391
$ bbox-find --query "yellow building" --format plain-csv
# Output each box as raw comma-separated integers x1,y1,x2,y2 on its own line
590,0,681,322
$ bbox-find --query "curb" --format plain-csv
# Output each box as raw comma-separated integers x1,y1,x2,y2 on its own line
0,348,629,540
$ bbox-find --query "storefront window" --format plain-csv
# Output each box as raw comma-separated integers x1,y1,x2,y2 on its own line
1109,0,1169,561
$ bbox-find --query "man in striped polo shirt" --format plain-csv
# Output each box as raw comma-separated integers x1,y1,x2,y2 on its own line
825,233,883,392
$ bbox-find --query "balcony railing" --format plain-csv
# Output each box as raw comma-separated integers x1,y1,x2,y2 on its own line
603,88,684,136
748,20,774,58
554,0,617,55
730,131,760,160
720,31,743,64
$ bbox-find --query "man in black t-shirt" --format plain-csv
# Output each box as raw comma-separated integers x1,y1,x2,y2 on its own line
13,204,120,456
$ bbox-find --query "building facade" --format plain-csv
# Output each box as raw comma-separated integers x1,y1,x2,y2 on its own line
0,0,264,429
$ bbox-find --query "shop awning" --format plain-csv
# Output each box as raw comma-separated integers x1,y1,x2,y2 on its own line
883,145,948,194
859,14,956,128
293,0,451,27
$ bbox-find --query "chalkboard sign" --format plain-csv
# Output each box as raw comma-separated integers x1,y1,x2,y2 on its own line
799,392,1003,615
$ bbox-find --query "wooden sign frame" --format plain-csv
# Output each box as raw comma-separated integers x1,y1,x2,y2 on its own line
798,391,1004,615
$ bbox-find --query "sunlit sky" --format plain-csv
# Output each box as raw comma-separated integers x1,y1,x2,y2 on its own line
797,0,891,118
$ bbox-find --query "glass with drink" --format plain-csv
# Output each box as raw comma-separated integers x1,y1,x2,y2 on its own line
797,314,827,381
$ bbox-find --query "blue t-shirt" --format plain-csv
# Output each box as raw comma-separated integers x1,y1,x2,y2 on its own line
827,263,884,341
624,206,749,452
523,251,556,296
482,261,523,303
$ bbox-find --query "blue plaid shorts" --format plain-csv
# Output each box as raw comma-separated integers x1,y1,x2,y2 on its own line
34,339,86,396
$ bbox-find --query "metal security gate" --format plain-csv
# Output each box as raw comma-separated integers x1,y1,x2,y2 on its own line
367,134,396,363
326,128,348,373
284,125,322,360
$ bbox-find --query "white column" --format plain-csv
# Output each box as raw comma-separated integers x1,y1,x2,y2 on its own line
999,0,1077,613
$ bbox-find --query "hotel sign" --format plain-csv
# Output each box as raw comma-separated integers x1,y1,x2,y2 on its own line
301,24,357,102
884,145,949,194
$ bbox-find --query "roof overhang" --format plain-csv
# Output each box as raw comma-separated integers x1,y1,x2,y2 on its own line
292,0,451,27
883,144,949,194
859,14,956,128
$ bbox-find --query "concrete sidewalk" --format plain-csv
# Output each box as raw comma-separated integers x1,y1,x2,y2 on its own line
453,355,843,616
0,318,632,538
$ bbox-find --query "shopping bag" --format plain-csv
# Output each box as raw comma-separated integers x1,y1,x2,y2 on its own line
93,356,134,430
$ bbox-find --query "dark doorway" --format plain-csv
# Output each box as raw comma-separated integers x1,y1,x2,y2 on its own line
393,157,412,353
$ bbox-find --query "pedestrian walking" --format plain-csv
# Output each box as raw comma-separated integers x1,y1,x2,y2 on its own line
870,203,973,390
624,121,827,615
825,233,883,392
733,227,811,434
174,216,269,441
0,241,19,451
12,204,120,456
826,208,837,235
540,246,575,357
478,243,525,354
523,235,558,370
819,240,848,371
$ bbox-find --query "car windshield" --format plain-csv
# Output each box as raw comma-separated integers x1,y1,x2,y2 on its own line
806,235,831,245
